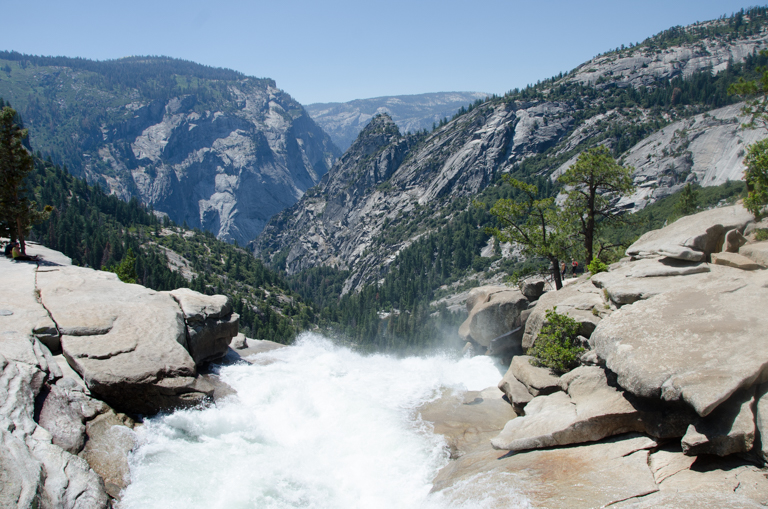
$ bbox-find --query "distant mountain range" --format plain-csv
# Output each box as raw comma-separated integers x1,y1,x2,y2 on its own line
305,92,490,151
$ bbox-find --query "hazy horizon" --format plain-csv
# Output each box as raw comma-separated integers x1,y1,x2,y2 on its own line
0,1,757,104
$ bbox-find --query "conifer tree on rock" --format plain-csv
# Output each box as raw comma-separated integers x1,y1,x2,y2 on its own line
729,51,768,218
0,106,50,253
487,176,572,290
558,146,635,263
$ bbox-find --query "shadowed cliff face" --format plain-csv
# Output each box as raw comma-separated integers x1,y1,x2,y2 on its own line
90,81,339,244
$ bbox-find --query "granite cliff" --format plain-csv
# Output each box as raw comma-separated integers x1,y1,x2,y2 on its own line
255,12,768,293
0,55,340,244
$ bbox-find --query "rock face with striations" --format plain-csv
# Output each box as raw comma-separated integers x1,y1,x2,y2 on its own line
0,57,340,245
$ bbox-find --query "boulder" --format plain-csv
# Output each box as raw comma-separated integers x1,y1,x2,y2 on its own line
626,203,753,261
681,387,756,456
0,257,60,353
432,434,659,509
459,288,528,347
521,278,546,301
419,386,516,459
80,409,138,499
648,446,696,484
231,333,248,350
522,276,605,348
723,228,747,253
169,288,240,365
740,241,768,267
463,285,509,312
507,355,560,396
497,368,533,413
36,380,103,454
711,251,763,270
491,366,644,451
37,265,212,415
591,266,768,417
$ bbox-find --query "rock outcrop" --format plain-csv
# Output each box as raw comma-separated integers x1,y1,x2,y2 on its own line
0,241,241,505
625,203,753,261
434,203,768,506
38,265,216,415
169,288,239,365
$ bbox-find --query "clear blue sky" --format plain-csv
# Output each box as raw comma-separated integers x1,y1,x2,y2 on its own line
0,1,758,104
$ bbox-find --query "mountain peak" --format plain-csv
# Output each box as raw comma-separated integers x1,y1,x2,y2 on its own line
345,113,401,159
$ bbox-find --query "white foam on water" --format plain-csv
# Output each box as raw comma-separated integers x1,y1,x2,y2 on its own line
119,333,530,509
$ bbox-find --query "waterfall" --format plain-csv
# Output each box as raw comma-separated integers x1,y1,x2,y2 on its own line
120,333,531,508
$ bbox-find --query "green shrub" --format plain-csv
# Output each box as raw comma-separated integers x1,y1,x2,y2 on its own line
756,229,768,242
528,307,584,374
587,257,608,274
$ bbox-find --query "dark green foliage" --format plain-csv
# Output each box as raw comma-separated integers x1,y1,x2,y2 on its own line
675,183,699,216
528,308,583,374
743,139,768,218
106,249,137,284
0,106,48,252
587,258,608,275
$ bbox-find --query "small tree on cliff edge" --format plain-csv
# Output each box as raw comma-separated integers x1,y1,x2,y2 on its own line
0,106,51,253
558,146,635,263
730,54,768,218
486,175,572,290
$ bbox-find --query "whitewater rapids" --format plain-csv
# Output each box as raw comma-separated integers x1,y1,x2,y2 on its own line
119,333,531,508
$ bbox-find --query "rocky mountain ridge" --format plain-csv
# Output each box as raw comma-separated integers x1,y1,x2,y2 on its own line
305,91,489,151
0,55,340,244
255,11,768,292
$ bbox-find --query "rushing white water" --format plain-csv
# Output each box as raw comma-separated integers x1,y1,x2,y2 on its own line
120,333,531,509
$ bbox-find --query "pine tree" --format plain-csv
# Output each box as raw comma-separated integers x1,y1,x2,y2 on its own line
0,107,50,253
558,147,635,263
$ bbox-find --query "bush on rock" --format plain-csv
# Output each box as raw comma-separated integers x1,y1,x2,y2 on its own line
587,257,608,275
528,307,583,374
